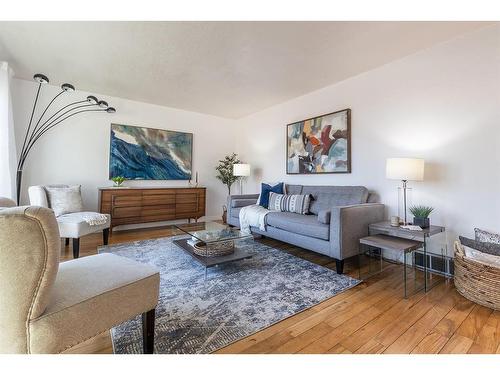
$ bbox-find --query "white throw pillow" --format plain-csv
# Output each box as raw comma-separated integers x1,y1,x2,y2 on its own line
463,245,500,268
45,185,84,217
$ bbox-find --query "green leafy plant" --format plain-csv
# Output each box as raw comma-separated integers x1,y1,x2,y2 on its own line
111,176,126,186
409,205,434,218
215,153,241,195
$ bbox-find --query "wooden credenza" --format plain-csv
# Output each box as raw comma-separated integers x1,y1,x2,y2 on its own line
98,187,206,232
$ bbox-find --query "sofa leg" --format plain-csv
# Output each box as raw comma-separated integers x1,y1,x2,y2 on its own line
72,238,80,259
142,309,155,354
65,238,69,246
336,259,345,275
103,228,110,245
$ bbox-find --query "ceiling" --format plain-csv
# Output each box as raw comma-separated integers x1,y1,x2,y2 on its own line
0,21,491,118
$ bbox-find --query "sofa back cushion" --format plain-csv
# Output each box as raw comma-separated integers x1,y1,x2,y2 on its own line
302,185,369,215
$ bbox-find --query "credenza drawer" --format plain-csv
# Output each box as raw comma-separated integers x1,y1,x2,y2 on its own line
142,193,176,206
142,205,176,217
176,202,198,213
112,206,142,219
112,194,142,207
176,193,198,204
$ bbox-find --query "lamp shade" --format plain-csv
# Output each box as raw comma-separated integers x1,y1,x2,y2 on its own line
386,158,424,181
233,163,251,177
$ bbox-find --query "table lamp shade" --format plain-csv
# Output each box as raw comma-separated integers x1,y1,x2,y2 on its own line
233,163,251,177
386,158,424,181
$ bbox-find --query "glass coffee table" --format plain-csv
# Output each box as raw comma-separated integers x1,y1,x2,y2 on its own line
173,221,254,277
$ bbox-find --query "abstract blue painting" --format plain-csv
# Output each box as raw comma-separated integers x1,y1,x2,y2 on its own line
109,123,192,180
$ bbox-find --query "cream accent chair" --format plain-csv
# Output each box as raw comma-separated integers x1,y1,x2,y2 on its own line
28,185,111,259
0,206,160,354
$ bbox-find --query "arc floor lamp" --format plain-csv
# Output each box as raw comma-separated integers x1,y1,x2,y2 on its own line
16,73,116,204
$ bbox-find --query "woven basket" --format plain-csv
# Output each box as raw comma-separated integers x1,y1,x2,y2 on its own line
454,241,500,310
193,239,234,257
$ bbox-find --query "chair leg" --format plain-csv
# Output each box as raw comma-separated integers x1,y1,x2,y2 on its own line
65,238,69,246
72,238,80,259
103,228,110,245
336,259,345,275
142,309,155,354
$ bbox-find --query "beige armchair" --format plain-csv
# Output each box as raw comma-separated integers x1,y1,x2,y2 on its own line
0,206,160,354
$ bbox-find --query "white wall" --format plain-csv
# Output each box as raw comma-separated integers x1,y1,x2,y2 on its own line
12,79,236,224
236,25,500,254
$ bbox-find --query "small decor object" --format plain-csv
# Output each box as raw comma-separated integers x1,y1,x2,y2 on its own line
16,73,115,204
287,108,351,174
409,205,434,228
258,182,284,208
109,124,192,180
215,153,241,195
386,158,424,225
390,216,400,227
222,205,227,224
233,163,251,194
111,176,126,187
193,239,235,257
188,172,199,187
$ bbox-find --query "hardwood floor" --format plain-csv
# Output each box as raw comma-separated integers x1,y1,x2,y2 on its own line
62,225,500,354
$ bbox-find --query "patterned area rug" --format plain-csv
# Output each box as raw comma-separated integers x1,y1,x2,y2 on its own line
99,236,360,354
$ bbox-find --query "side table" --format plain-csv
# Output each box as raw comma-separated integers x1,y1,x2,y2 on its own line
359,221,446,298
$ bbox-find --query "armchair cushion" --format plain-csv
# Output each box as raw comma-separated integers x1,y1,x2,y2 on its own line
44,185,84,217
29,253,160,353
57,212,110,238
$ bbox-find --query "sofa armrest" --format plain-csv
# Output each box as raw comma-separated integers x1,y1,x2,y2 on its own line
226,194,259,221
329,203,385,260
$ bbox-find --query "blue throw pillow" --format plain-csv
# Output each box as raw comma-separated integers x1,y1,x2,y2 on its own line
259,182,284,208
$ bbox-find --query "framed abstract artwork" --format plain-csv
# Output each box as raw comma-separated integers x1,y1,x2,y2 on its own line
286,108,351,174
109,123,193,180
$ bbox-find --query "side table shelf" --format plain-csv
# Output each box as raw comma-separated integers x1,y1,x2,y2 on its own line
359,221,447,298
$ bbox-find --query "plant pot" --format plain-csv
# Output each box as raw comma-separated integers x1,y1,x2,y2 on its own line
413,216,430,228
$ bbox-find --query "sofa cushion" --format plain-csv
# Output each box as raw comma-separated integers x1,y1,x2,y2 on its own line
303,186,369,215
317,210,331,224
475,228,500,245
45,185,84,217
285,184,303,195
258,182,284,208
268,192,311,215
459,236,500,257
266,211,329,240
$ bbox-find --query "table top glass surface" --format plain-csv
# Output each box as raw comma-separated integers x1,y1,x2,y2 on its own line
174,221,252,243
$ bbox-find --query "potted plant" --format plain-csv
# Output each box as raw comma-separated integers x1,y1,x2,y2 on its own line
215,153,241,195
409,205,434,228
111,176,127,187
216,154,241,223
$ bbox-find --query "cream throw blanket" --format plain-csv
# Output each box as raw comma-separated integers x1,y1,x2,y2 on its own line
80,212,109,226
239,204,270,235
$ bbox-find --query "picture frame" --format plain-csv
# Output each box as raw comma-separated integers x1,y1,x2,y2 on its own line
109,123,193,180
286,108,351,174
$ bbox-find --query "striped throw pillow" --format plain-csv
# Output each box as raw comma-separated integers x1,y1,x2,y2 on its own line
268,192,311,215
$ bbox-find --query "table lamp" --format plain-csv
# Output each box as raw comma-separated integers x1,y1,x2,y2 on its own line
233,163,251,194
386,158,424,225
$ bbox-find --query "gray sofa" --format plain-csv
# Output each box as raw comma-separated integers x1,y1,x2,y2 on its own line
227,184,384,274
